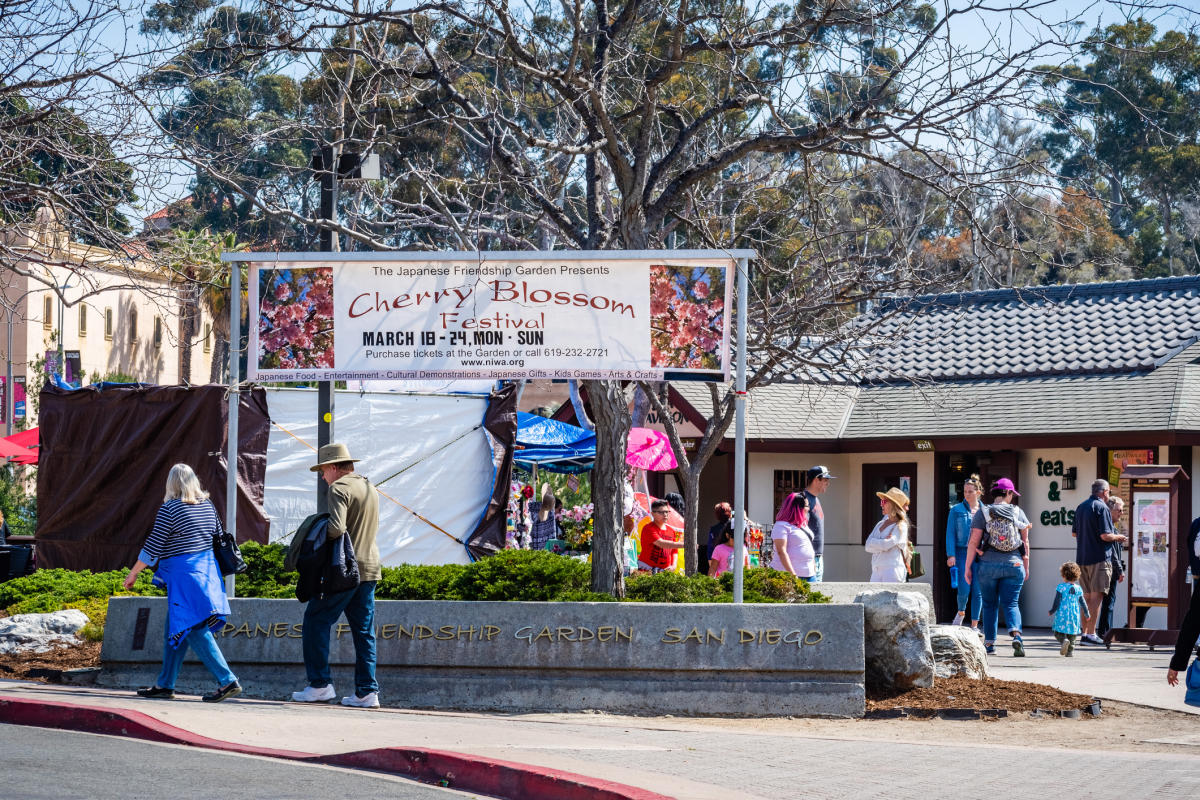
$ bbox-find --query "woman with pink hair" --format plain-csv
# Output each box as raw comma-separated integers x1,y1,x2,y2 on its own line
769,492,814,580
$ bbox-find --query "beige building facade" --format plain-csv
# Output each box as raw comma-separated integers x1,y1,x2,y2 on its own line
1,210,216,425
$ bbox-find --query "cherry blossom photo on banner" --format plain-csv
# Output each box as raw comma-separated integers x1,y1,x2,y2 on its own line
649,264,725,370
257,266,335,370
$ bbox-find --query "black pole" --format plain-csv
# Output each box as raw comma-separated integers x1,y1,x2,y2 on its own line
317,145,337,512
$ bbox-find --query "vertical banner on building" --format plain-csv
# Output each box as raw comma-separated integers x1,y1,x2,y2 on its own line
244,254,734,382
65,350,83,386
0,377,6,424
44,350,60,377
14,377,26,419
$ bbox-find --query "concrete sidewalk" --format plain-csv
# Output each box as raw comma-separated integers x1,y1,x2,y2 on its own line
985,627,1199,715
1,626,1197,800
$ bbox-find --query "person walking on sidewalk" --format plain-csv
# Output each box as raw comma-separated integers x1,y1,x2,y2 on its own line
293,443,382,709
965,477,1031,657
1167,513,1200,690
1072,479,1127,646
804,466,834,582
123,463,240,703
1048,561,1090,656
946,474,984,629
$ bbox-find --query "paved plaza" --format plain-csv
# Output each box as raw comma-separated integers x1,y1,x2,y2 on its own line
2,628,1197,799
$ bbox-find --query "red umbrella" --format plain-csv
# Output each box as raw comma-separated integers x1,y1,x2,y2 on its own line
2,427,38,464
625,427,677,471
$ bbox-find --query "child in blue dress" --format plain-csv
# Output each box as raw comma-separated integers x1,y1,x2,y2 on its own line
1048,561,1090,656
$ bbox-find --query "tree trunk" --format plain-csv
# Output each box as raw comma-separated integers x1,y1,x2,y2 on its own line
584,379,631,598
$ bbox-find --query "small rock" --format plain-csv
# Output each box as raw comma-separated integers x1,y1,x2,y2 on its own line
0,610,89,655
930,625,991,679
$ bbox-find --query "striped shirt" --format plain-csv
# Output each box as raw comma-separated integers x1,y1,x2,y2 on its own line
142,499,221,561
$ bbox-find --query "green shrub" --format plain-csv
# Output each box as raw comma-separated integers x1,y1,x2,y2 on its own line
717,567,830,604
377,563,467,600
236,542,297,599
0,568,162,615
448,549,593,601
625,570,729,603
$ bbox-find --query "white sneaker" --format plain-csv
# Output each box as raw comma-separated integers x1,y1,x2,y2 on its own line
341,692,380,709
951,612,965,626
292,685,336,703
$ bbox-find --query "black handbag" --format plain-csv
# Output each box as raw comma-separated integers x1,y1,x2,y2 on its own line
213,530,248,576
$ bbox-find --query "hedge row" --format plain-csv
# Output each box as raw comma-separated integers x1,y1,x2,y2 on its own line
0,545,827,639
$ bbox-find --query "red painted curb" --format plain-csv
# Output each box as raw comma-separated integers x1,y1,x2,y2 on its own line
320,747,675,800
0,695,674,800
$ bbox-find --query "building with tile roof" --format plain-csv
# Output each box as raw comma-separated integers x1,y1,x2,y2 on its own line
661,276,1200,631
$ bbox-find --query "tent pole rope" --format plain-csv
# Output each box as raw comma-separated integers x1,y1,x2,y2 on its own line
270,420,467,544
372,423,484,487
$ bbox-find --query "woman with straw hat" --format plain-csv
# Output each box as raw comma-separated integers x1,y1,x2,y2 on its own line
865,487,910,582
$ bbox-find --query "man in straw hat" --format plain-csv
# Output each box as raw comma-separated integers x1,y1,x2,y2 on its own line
292,443,381,708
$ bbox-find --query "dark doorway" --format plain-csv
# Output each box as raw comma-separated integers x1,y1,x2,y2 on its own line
861,463,918,544
933,451,1021,623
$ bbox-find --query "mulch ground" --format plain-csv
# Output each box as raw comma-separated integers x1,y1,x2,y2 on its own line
0,642,102,681
867,675,1094,712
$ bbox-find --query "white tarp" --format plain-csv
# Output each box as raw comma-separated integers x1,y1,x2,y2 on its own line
264,387,496,565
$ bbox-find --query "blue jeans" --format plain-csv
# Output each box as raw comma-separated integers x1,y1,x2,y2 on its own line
156,624,237,690
955,547,982,619
811,554,824,583
302,581,378,696
974,560,1025,642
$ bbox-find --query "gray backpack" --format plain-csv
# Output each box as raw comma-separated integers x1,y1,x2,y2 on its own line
981,506,1022,552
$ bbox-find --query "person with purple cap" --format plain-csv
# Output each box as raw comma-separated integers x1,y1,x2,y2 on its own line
964,477,1032,657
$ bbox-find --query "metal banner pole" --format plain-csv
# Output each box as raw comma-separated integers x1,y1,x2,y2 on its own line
225,260,241,597
733,256,748,604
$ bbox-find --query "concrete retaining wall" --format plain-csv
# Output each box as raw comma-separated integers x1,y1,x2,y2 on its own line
101,597,866,717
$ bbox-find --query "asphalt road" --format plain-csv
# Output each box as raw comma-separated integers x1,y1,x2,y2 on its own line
0,723,491,800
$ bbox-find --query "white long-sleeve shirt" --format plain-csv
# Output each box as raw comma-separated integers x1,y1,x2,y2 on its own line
864,517,908,582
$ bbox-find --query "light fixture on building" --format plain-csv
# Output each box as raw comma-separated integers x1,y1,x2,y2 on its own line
1062,466,1077,491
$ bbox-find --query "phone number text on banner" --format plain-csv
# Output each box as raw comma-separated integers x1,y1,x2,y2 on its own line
248,257,732,381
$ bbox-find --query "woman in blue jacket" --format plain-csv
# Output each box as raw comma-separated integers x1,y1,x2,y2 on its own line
945,474,983,629
123,463,240,703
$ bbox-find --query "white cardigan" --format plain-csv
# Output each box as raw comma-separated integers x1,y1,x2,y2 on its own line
864,517,908,582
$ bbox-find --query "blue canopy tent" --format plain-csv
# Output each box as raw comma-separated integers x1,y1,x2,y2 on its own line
515,412,595,474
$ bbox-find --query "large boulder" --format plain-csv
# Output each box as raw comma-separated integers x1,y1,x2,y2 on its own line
854,589,934,690
929,625,990,679
0,609,89,655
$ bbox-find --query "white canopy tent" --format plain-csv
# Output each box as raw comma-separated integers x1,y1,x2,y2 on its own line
263,387,498,565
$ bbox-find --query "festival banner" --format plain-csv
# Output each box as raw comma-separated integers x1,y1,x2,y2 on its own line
247,256,733,381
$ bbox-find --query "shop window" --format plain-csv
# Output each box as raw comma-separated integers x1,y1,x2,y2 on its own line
153,316,163,350
78,306,87,336
43,296,52,330
104,308,113,340
772,469,804,518
1100,447,1157,539
128,309,137,345
861,463,918,544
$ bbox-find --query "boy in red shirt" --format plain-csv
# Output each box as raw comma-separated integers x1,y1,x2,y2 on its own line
638,499,685,572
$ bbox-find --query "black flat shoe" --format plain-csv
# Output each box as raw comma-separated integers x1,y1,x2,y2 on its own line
136,686,175,699
202,681,242,703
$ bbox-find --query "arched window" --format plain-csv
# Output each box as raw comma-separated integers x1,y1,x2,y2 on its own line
153,316,163,349
128,309,138,345
78,306,87,336
105,308,113,340
43,296,52,330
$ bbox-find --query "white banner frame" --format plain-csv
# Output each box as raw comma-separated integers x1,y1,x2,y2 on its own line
225,250,753,383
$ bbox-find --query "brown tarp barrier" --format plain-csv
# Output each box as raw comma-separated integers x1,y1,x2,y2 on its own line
35,384,270,572
464,382,517,560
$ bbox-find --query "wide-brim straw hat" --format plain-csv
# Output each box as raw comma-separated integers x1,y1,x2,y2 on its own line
310,442,361,472
875,487,910,511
